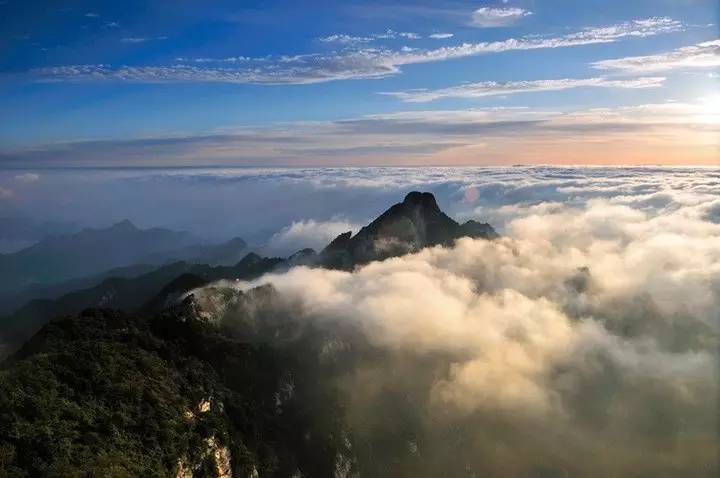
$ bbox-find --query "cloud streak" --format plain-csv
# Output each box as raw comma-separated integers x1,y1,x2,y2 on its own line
381,76,666,102
471,7,533,27
319,30,422,44
0,99,716,167
592,39,720,72
32,17,684,85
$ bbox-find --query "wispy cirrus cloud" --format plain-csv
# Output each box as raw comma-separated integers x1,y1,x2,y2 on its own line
32,17,684,85
319,29,421,44
592,39,720,72
471,7,532,27
429,33,454,39
121,36,167,43
382,76,666,102
318,34,373,44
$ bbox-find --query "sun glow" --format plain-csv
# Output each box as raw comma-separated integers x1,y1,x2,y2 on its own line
696,94,720,123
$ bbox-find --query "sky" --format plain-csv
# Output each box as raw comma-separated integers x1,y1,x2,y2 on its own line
0,0,718,167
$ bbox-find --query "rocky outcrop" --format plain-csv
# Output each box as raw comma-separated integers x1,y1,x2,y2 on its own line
320,191,497,268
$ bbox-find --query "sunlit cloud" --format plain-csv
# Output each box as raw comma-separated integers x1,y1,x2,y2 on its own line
1,99,716,167
592,39,720,72
382,76,666,102
471,7,533,27
188,180,720,476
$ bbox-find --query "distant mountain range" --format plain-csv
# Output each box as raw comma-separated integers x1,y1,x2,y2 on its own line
0,192,495,357
0,191,497,476
0,219,247,294
0,216,81,253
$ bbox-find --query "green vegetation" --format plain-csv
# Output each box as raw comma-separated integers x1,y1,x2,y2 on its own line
0,302,349,477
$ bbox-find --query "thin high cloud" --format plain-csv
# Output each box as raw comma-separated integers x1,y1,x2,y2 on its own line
592,39,720,72
382,76,666,102
0,100,716,167
429,33,454,39
471,7,533,27
32,17,684,85
319,29,421,44
121,36,167,43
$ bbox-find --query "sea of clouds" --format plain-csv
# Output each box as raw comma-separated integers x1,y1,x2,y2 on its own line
173,166,720,477
2,166,719,251
0,165,717,474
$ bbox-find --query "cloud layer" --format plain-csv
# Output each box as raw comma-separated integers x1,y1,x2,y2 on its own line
32,18,684,85
382,76,666,102
2,97,717,167
190,178,720,476
592,39,720,72
471,7,533,27
265,218,361,255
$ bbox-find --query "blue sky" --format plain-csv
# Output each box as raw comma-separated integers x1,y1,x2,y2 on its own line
0,0,718,166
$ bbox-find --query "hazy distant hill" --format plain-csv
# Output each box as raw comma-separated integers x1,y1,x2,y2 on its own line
0,191,500,476
0,220,248,295
0,220,197,292
0,237,249,317
0,253,282,356
0,216,80,253
0,192,497,356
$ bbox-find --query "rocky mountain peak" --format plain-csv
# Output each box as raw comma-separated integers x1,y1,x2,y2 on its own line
320,191,496,269
402,191,441,212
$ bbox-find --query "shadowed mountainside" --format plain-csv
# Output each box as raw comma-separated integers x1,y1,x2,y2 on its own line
0,191,502,476
0,219,248,295
320,191,497,268
0,192,496,357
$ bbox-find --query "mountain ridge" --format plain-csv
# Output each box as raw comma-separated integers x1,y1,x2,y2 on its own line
320,191,497,268
0,192,495,357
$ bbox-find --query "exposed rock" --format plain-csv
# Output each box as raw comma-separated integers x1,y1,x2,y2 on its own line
320,191,497,268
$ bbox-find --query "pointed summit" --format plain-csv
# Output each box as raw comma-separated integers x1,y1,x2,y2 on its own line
403,191,441,212
321,191,496,268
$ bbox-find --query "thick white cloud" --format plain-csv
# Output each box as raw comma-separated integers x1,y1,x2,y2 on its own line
382,76,665,102
191,185,720,475
471,7,533,27
592,39,720,72
266,218,360,255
